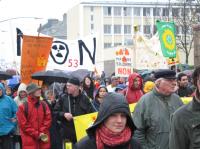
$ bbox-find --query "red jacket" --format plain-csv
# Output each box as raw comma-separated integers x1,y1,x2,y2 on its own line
17,96,52,149
124,73,143,104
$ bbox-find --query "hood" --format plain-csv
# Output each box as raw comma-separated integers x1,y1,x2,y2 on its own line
87,93,136,136
17,83,27,96
128,73,143,90
0,83,6,97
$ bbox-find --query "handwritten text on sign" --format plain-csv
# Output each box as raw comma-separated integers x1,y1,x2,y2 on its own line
115,47,133,77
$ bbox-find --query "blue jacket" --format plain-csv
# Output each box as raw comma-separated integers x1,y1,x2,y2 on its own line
0,83,18,136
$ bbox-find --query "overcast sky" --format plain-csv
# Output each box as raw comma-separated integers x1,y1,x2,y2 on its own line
0,0,177,20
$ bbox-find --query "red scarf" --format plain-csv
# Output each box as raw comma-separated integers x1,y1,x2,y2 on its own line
96,125,132,149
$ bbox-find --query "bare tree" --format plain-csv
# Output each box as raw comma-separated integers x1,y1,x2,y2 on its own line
173,0,200,64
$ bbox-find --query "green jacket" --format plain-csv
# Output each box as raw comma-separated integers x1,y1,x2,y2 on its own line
169,97,200,149
132,88,183,149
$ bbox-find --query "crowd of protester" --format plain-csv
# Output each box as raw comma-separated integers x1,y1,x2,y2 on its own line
0,67,198,149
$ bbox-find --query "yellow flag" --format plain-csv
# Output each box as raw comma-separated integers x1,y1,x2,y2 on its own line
65,142,72,149
74,97,192,141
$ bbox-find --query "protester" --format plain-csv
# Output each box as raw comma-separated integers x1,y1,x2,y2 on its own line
123,73,143,104
106,76,119,92
169,66,200,149
5,85,13,98
75,92,141,149
17,83,52,149
0,83,18,149
44,89,62,149
54,77,95,146
132,69,183,149
14,83,27,149
92,85,108,111
177,72,193,97
143,81,155,94
82,76,95,100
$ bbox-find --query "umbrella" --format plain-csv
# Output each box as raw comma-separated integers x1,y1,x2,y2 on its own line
7,75,20,88
68,69,91,82
31,70,70,83
0,71,12,80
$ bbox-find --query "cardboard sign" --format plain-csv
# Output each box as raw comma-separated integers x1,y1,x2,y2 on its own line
21,35,53,84
115,47,133,77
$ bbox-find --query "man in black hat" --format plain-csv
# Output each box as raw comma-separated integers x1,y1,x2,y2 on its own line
54,77,95,146
132,69,183,149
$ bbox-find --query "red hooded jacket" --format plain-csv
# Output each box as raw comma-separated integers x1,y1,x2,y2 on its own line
17,96,52,149
124,73,143,104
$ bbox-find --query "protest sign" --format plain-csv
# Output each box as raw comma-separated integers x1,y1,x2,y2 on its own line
21,35,53,84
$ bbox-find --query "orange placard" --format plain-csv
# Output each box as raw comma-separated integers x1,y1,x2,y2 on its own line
21,35,53,84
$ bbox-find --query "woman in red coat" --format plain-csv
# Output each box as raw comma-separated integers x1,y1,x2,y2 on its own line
17,83,52,149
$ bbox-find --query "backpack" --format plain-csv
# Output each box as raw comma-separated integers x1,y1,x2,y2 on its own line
23,101,46,118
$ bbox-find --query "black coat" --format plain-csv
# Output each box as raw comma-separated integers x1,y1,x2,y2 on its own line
76,93,140,149
177,86,193,97
75,136,141,149
54,92,95,143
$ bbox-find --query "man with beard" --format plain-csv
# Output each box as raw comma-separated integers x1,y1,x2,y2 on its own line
54,77,95,146
170,66,200,149
132,69,183,149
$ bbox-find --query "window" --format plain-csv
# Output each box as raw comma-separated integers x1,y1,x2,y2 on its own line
143,8,151,16
172,8,180,17
104,43,112,48
104,25,111,34
144,25,151,34
91,24,94,30
114,25,121,34
90,6,94,12
181,8,190,17
175,25,180,35
153,25,157,34
153,8,161,16
91,15,94,21
114,43,122,47
104,7,112,16
124,25,131,34
162,8,169,17
114,7,121,16
123,7,131,16
134,7,140,16
125,38,133,45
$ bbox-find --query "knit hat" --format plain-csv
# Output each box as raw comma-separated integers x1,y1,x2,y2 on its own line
26,83,41,94
67,77,80,86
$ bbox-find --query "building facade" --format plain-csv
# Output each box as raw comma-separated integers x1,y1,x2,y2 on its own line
67,1,195,75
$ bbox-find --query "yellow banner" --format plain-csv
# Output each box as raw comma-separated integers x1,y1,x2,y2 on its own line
74,97,192,141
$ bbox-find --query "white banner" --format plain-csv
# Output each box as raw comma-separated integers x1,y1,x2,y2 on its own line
135,34,168,70
46,35,96,71
115,47,133,77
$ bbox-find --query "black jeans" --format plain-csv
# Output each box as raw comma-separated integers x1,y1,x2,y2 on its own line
0,134,13,149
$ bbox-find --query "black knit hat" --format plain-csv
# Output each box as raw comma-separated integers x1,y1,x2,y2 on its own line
67,77,80,86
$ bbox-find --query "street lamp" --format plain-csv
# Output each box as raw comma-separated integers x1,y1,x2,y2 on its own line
0,17,43,23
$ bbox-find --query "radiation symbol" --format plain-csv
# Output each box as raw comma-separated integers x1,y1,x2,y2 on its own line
162,29,175,51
